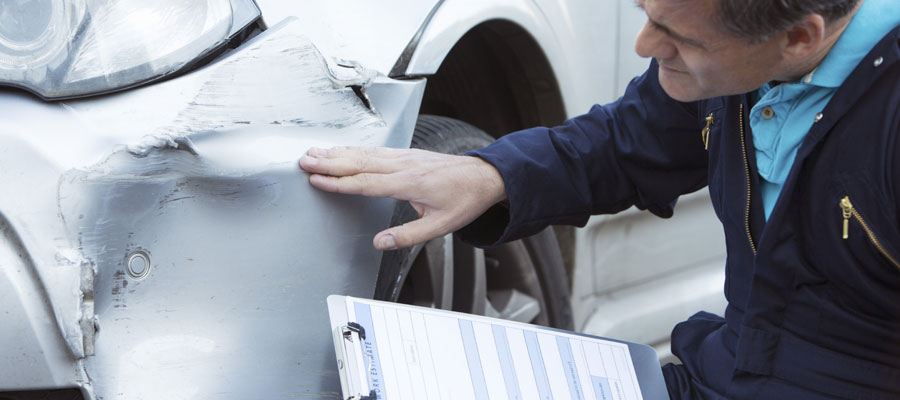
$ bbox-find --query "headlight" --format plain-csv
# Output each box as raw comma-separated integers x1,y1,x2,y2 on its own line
0,0,260,100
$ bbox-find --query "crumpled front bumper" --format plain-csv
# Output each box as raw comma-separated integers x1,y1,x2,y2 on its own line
0,18,424,399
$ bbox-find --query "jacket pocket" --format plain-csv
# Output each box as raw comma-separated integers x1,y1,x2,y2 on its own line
838,195,900,270
820,186,900,322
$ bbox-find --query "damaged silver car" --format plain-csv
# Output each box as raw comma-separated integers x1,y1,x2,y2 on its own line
0,0,725,399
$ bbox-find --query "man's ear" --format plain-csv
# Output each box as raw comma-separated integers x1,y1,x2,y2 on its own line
781,14,826,60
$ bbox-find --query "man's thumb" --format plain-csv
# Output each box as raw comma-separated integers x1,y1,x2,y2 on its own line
373,216,449,250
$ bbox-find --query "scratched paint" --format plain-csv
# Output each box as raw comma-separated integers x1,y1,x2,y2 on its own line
0,14,425,397
142,28,385,145
0,18,425,399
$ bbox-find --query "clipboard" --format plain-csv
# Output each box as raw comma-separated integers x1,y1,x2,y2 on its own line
327,295,669,400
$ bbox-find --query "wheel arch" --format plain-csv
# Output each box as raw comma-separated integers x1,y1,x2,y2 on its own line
393,1,570,137
416,19,567,138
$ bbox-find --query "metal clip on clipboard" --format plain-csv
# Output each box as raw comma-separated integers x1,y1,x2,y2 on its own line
333,322,378,400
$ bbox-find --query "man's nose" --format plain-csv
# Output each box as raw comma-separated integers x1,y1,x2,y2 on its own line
634,20,677,59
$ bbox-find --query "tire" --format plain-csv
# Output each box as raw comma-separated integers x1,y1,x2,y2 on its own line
374,115,574,330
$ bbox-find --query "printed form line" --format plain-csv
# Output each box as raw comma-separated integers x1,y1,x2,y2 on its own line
557,337,585,400
524,331,553,400
492,325,522,400
591,376,614,400
372,306,402,399
459,320,490,400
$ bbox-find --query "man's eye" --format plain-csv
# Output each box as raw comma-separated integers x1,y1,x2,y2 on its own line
649,21,676,39
668,33,700,47
648,21,702,47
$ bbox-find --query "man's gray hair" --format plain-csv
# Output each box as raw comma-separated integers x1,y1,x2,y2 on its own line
717,0,861,41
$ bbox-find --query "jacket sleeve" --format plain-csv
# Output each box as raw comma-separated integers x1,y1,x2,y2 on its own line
458,60,710,247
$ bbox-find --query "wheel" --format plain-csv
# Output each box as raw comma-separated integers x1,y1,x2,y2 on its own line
374,115,574,330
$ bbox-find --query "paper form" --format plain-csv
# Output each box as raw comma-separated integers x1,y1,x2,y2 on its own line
344,297,644,400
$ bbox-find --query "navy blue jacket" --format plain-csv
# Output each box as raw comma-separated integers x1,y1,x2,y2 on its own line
460,27,900,399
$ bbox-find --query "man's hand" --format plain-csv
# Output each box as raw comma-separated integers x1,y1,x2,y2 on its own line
299,146,507,250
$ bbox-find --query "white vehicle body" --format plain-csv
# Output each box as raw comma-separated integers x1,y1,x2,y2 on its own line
0,0,724,398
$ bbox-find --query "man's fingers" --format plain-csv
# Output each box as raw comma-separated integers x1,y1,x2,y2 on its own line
308,173,410,198
310,146,404,159
374,215,455,250
300,152,399,176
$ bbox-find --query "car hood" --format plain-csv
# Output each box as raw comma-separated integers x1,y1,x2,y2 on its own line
254,0,441,75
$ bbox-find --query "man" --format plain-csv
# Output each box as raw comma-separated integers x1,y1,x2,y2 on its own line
300,0,900,398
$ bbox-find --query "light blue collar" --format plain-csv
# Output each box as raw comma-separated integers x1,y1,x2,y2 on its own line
802,0,900,88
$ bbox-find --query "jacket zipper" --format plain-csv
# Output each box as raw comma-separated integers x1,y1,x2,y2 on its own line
739,104,757,254
840,196,900,270
701,112,714,150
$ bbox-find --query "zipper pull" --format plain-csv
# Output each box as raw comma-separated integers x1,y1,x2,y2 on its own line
701,113,714,150
840,196,853,239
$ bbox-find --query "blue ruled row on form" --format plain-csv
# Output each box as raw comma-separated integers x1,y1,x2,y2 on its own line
492,325,522,400
557,336,585,400
459,323,619,400
459,320,490,400
592,376,614,400
524,330,553,400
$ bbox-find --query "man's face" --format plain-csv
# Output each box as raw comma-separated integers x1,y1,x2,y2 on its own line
634,0,786,101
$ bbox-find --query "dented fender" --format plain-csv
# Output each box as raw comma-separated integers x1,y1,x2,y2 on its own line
0,18,424,398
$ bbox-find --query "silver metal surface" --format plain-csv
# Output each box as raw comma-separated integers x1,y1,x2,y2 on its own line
0,17,425,399
125,252,151,280
0,215,87,390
